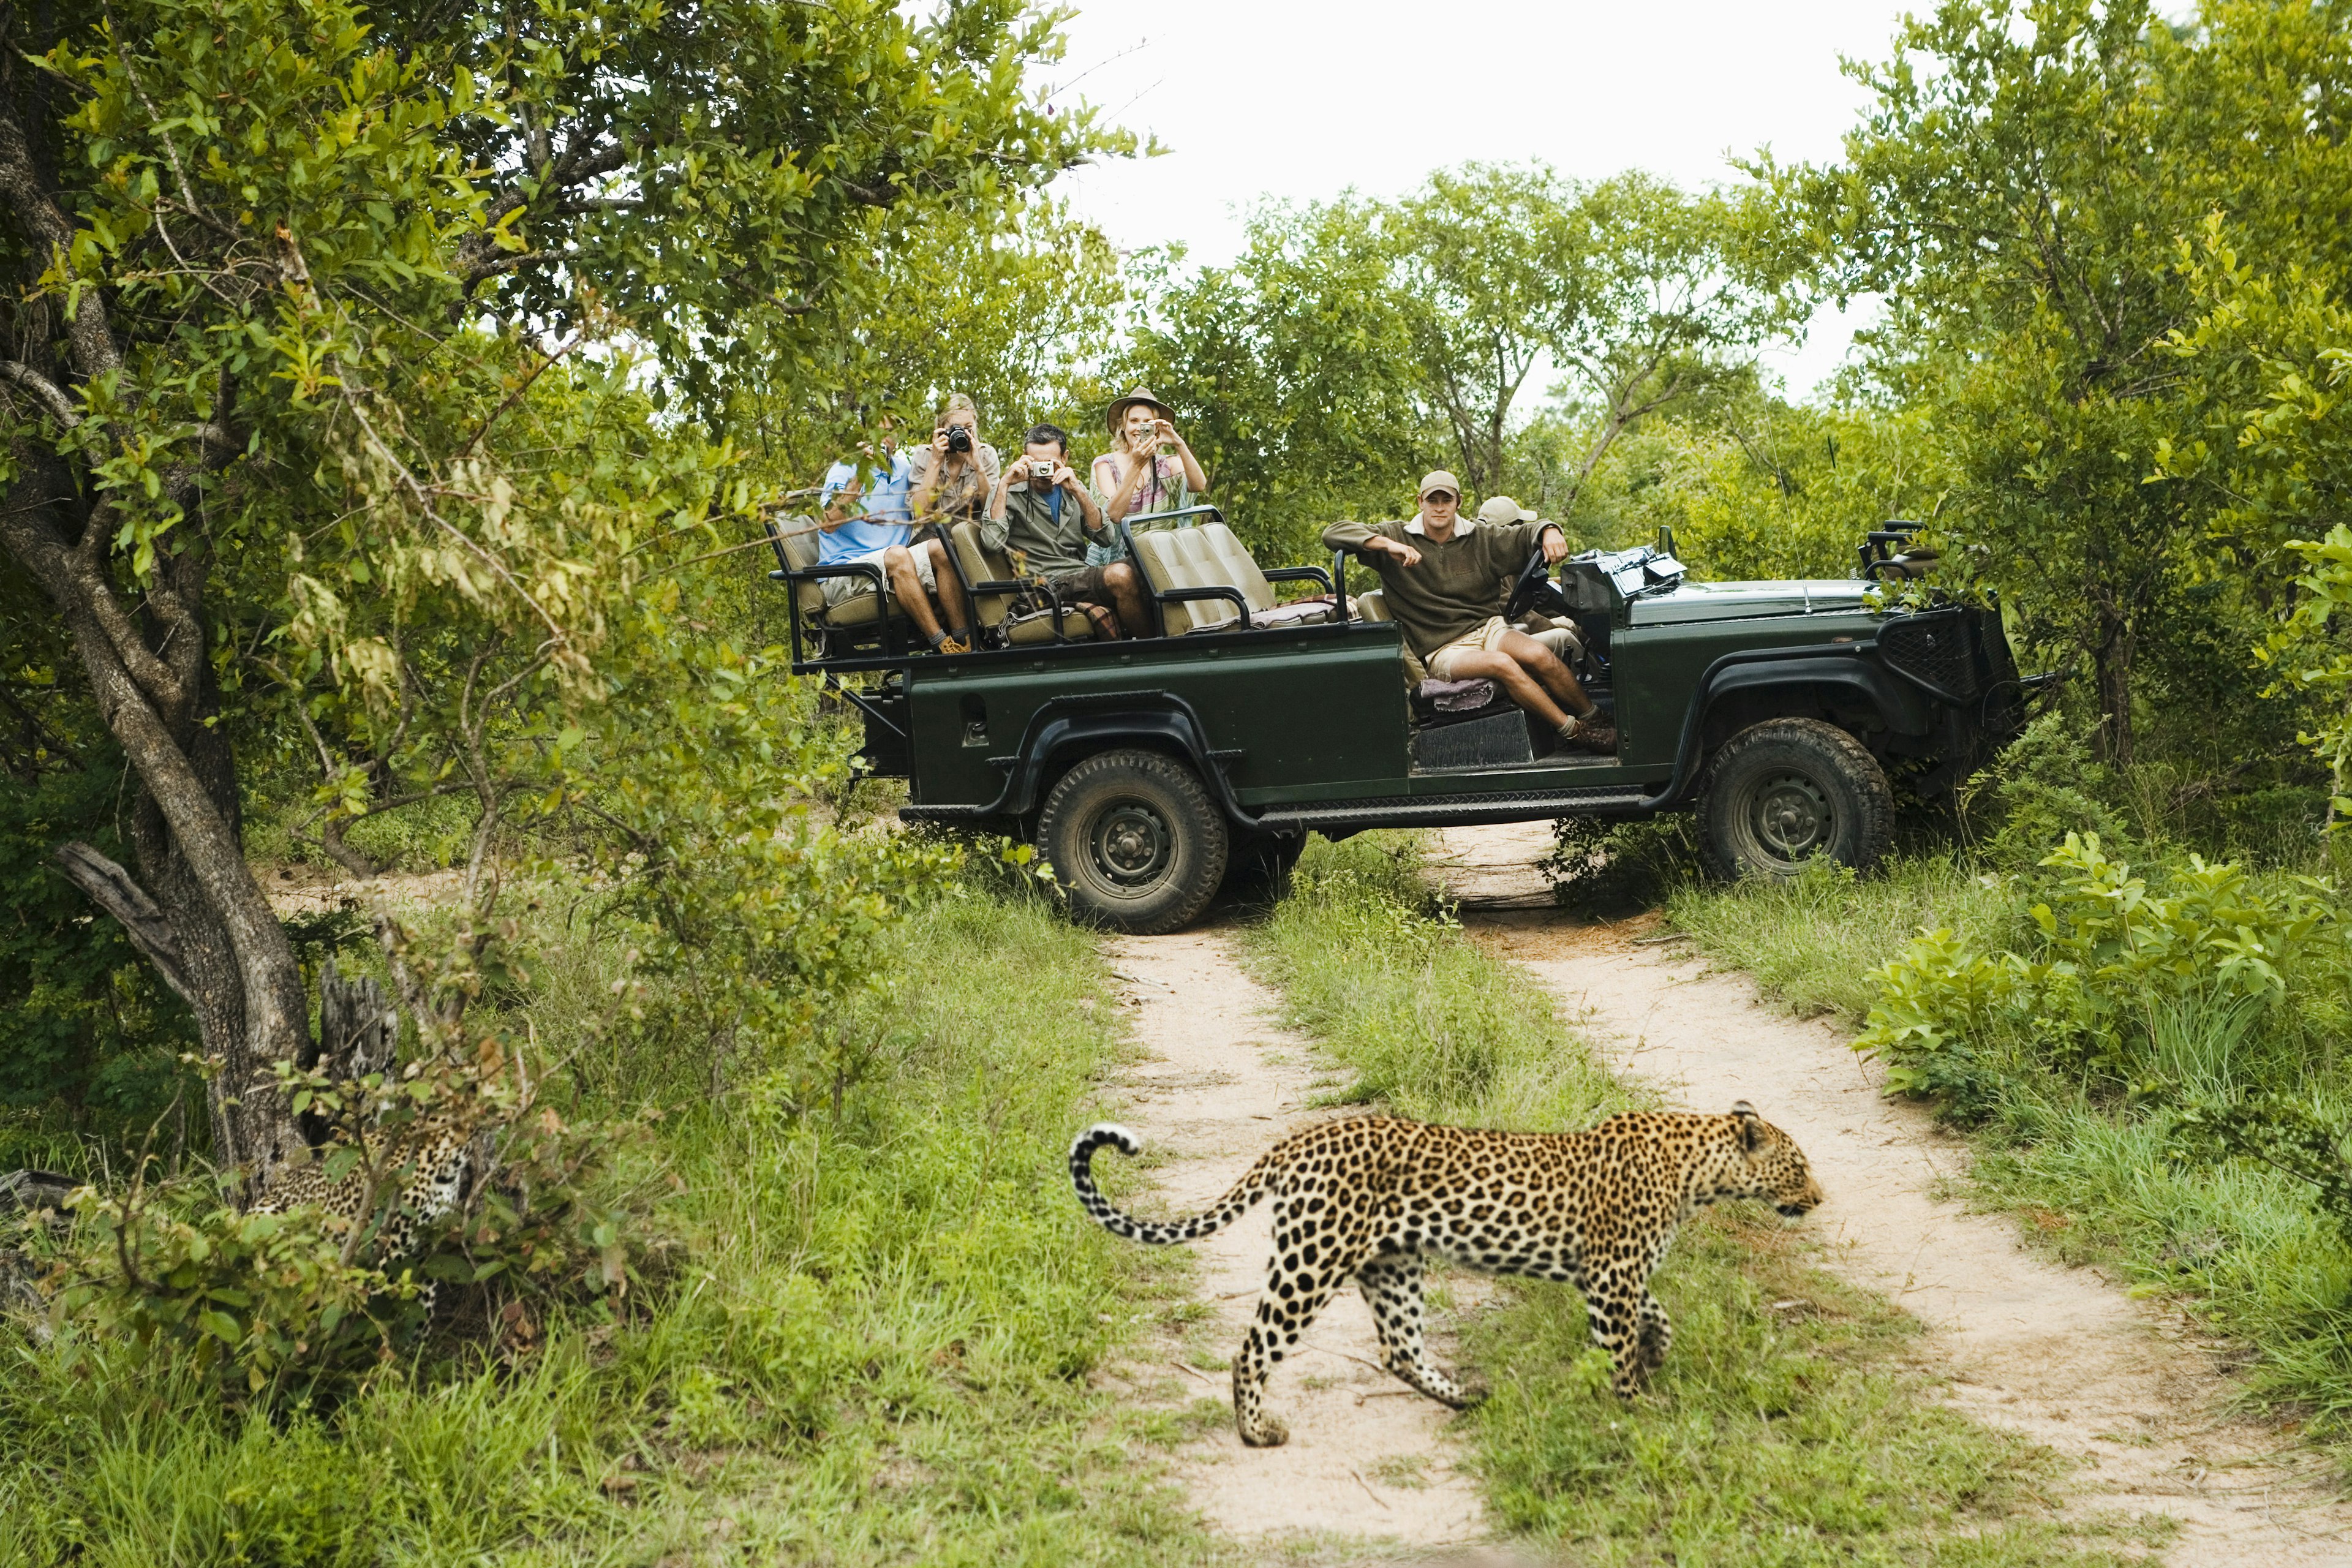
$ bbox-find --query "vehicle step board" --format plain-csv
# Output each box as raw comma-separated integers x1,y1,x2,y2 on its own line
1251,785,1649,831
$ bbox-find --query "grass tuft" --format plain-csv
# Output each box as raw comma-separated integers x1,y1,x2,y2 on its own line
1665,853,2020,1025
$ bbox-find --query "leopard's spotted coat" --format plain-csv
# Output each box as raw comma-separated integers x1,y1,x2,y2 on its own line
254,1121,473,1308
1070,1104,1823,1446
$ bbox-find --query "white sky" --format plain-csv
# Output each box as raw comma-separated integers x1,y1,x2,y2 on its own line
1048,0,1918,402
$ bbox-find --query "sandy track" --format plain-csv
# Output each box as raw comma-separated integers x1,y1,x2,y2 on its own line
1434,822,2352,1564
1099,930,1488,1552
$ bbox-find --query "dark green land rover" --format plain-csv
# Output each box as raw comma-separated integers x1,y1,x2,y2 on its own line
767,508,2026,933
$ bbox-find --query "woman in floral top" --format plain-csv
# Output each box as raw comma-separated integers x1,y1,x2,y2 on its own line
1091,387,1209,548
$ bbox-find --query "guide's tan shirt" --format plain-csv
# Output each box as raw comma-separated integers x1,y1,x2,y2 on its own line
1322,514,1556,661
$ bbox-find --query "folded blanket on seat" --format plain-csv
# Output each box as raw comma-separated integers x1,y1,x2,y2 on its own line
1417,677,1501,714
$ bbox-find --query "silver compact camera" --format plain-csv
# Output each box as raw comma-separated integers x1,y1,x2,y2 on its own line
1031,459,1057,481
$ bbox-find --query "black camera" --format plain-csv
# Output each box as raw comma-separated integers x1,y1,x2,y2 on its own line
943,425,973,455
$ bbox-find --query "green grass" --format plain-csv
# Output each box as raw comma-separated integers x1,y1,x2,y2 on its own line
0,886,1226,1567
1664,852,2020,1025
1242,834,2143,1566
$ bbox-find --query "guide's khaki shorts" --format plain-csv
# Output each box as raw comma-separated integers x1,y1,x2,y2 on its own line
1425,616,1513,680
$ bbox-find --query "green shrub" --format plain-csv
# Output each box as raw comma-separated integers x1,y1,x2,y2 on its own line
1542,813,1704,915
42,1036,650,1403
1665,851,2017,1025
1968,709,2133,873
0,755,199,1161
1856,832,2343,1115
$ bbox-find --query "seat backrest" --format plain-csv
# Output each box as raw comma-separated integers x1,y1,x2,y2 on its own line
1133,520,1292,632
949,521,1020,630
1356,589,1392,623
1198,522,1278,612
769,515,828,617
1129,527,1225,633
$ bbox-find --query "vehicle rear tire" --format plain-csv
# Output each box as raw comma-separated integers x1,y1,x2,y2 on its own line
1039,749,1230,934
1700,718,1892,881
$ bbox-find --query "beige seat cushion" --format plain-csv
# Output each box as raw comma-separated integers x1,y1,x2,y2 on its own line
1350,592,1426,682
1006,608,1097,644
1200,522,1276,611
948,520,1096,645
949,521,1020,630
1131,521,1334,634
1130,530,1227,633
772,514,892,627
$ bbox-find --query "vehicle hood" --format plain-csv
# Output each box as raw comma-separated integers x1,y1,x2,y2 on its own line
1625,579,1875,626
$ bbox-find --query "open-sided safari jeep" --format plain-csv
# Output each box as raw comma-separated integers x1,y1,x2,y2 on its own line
771,508,2029,933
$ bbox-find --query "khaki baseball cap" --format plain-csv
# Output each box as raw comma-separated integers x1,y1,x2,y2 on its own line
1417,470,1462,500
1477,494,1539,525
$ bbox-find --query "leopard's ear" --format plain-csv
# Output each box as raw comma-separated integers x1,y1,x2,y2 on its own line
1731,1101,1762,1152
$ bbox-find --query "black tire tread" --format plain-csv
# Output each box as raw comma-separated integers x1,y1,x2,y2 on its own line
1039,748,1229,935
1698,718,1892,881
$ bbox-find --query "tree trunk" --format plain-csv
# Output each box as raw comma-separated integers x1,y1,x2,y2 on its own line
2,66,311,1197
2091,605,2135,769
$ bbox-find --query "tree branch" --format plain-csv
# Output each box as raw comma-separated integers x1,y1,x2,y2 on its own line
52,841,198,1005
0,361,79,428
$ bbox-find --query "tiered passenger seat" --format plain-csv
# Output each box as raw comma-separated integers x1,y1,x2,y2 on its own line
765,514,922,658
1125,514,1339,635
945,521,1096,647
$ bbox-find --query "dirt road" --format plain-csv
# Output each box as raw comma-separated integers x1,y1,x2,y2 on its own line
1098,930,1488,1553
1433,821,2352,1564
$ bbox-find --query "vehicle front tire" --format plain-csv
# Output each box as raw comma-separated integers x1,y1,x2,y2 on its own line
1700,718,1892,881
1039,748,1230,934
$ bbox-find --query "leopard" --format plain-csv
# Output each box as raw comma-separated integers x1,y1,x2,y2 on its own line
1069,1102,1823,1447
254,1119,473,1311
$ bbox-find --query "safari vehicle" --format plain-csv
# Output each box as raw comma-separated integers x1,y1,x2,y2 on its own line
766,508,2027,933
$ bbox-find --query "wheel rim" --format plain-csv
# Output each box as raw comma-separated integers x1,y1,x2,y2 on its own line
1088,797,1174,890
1746,770,1835,863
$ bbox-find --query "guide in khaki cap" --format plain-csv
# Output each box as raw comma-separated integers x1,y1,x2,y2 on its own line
1324,473,1617,752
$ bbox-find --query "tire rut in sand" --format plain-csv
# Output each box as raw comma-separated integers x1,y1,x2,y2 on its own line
1435,821,2352,1566
1096,929,1487,1552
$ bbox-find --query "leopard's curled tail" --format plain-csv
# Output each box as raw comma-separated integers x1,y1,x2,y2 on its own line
1068,1123,1273,1245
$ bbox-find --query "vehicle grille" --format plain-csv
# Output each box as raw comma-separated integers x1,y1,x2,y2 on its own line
1879,614,1978,701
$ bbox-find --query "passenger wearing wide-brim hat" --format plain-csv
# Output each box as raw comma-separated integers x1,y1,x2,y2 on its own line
1093,385,1209,537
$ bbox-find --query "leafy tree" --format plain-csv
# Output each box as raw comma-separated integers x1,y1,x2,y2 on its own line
1561,393,1952,580
1122,165,1777,560
0,0,1113,1189
1769,0,2352,763
1119,214,1433,560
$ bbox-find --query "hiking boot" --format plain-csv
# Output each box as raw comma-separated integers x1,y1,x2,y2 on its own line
1562,714,1618,753
930,631,970,655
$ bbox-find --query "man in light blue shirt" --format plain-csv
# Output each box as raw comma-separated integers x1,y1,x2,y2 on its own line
813,416,969,649
816,418,971,653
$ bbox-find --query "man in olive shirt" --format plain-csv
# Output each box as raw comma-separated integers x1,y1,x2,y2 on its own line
984,422,1153,638
1324,471,1616,752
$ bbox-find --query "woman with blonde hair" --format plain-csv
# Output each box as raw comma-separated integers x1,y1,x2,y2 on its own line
1091,386,1208,535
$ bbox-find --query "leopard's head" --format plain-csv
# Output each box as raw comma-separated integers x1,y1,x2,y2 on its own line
1724,1102,1823,1221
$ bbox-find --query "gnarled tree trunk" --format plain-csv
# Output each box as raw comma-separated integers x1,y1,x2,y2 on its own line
1,40,310,1196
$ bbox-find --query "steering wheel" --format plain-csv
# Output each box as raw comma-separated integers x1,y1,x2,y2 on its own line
1503,543,1572,624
